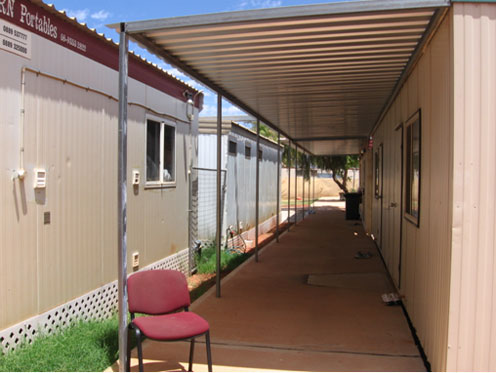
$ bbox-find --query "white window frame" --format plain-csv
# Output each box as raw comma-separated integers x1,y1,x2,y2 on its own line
404,110,421,226
145,115,176,188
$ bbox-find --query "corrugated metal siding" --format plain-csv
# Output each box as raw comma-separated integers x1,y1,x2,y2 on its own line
448,3,496,371
225,130,279,232
0,51,38,330
196,134,227,240
369,13,452,371
23,74,114,311
197,129,280,239
0,32,195,329
198,134,228,169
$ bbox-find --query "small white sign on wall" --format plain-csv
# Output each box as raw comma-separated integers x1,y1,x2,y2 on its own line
0,19,31,59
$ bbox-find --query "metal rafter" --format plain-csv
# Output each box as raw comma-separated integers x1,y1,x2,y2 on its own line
110,0,450,155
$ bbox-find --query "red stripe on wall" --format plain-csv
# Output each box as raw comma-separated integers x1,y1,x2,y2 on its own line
0,0,203,109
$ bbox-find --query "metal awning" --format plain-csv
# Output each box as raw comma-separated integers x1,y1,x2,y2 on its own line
109,0,449,154
111,3,453,369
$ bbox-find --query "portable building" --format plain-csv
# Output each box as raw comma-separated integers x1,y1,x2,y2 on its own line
196,118,281,242
363,3,496,371
111,1,496,370
0,0,202,351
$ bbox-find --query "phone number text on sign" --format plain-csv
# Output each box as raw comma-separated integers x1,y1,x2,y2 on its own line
0,19,31,59
60,32,86,52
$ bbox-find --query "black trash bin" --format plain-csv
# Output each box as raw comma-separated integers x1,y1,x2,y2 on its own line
344,192,362,220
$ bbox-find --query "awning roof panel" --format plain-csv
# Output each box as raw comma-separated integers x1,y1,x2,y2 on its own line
110,0,450,154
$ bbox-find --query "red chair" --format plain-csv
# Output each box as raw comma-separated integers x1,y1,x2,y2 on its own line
126,270,212,372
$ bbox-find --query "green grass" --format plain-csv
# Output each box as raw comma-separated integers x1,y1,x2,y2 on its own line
196,242,250,274
0,317,120,372
0,245,252,371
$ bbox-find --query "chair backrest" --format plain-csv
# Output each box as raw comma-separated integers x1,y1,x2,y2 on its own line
127,270,191,315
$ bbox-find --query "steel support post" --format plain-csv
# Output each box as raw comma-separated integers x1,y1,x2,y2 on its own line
276,132,280,243
255,119,260,262
117,24,129,373
313,170,316,207
311,169,314,209
216,94,222,297
294,147,298,224
309,169,312,210
301,153,307,220
287,142,291,231
307,164,310,213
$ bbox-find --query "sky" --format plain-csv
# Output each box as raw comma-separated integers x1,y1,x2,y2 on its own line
49,0,349,117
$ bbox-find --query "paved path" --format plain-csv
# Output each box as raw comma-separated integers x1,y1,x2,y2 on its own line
108,199,425,372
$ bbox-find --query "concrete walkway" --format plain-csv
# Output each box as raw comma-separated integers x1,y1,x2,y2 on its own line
109,199,425,372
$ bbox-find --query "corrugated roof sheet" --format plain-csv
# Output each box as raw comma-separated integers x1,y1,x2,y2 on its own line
110,0,450,154
33,0,201,93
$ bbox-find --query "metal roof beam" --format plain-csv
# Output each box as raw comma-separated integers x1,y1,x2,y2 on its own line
158,30,426,50
201,57,409,73
115,1,449,33
163,36,422,55
147,18,431,41
193,49,414,66
293,135,368,141
175,41,418,59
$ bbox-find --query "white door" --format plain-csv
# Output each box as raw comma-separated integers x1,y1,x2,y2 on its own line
390,125,403,287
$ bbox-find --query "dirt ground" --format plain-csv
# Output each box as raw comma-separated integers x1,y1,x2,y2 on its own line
281,176,342,199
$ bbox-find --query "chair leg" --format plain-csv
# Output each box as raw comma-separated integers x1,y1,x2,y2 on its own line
135,328,144,372
205,331,212,372
126,327,132,372
188,338,195,372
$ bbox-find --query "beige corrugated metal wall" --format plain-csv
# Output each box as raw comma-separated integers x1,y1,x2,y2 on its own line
0,31,197,330
368,12,453,371
448,3,496,371
360,150,373,234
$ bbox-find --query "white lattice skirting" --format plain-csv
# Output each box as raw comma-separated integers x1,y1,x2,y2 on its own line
0,248,190,354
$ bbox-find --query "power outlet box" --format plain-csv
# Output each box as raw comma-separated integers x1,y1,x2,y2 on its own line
132,252,139,268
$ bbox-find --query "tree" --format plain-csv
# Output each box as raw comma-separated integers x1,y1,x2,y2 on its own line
313,155,359,193
282,145,311,180
249,122,278,141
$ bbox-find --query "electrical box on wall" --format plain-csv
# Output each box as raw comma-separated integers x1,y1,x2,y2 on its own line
132,170,140,185
132,252,139,268
34,169,47,188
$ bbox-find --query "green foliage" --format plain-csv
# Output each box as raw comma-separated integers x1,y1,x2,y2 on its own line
312,155,359,193
282,145,293,168
195,242,250,274
259,123,278,141
282,145,312,180
0,317,120,372
249,122,278,142
345,155,359,169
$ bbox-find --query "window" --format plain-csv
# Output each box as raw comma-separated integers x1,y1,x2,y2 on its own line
228,140,237,155
374,144,383,198
405,110,421,225
245,144,251,158
146,119,175,184
258,148,263,160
